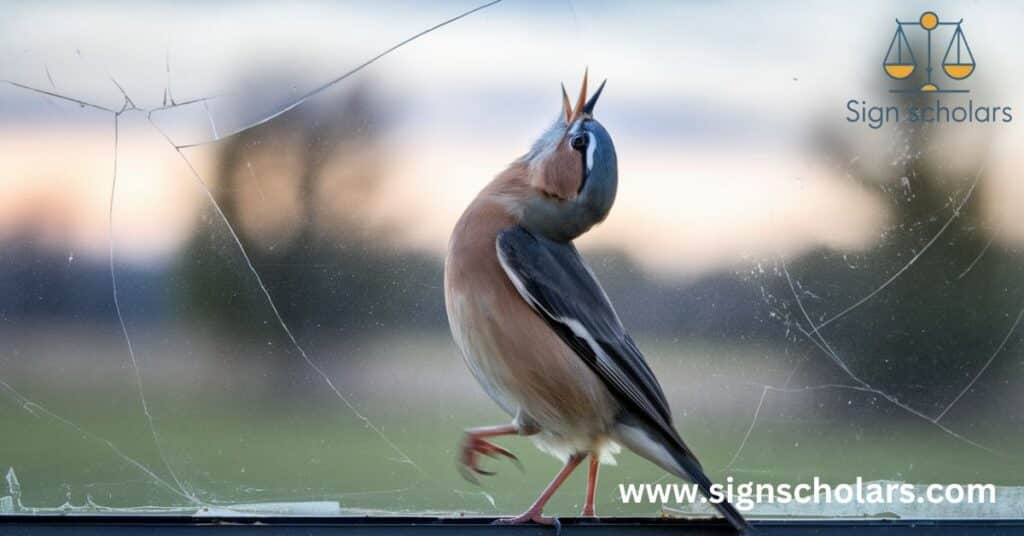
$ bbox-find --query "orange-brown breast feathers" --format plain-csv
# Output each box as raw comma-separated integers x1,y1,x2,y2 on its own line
529,139,583,201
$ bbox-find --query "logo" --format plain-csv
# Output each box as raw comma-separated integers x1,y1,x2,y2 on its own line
883,11,975,93
846,9,1012,129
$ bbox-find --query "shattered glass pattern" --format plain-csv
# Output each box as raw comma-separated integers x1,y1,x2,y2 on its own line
1,0,1022,518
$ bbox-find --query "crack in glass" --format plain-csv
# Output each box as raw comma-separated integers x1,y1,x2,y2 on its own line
1,0,1021,519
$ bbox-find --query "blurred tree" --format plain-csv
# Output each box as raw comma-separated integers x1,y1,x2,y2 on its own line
176,77,444,367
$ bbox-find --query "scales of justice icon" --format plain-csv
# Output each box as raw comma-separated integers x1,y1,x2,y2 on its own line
884,11,975,93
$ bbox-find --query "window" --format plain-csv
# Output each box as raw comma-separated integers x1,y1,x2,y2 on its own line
1,1,1020,527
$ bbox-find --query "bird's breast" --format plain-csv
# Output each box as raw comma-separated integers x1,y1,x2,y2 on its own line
444,205,617,440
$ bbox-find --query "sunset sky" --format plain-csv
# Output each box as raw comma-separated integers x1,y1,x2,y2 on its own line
3,0,1022,277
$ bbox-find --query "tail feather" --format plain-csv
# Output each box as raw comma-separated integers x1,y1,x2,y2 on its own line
672,446,751,532
615,422,752,533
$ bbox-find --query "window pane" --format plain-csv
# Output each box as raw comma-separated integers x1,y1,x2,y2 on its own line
1,1,1019,520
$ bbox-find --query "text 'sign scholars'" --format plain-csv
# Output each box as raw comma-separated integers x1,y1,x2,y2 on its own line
847,99,1013,129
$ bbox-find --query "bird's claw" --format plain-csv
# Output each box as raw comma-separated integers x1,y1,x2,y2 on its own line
493,512,557,525
458,434,519,483
494,513,562,534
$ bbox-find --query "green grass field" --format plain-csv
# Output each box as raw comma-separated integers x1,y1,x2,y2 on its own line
1,333,1020,517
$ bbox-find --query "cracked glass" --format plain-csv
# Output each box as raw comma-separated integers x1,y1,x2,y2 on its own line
1,0,1022,519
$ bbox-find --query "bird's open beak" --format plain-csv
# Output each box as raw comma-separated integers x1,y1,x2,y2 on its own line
564,70,608,122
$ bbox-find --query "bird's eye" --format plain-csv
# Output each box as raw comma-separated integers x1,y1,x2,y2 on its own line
570,134,588,151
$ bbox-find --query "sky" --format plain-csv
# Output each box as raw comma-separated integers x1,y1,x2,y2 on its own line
2,0,1023,277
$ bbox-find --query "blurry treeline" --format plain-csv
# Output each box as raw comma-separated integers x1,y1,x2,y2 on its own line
175,79,444,348
4,64,1021,416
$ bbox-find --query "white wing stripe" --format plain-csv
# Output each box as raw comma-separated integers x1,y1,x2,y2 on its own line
496,231,669,428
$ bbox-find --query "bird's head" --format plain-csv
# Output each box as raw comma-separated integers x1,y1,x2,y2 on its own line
511,71,617,242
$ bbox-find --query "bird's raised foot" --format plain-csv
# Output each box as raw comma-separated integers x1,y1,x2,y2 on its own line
458,434,520,483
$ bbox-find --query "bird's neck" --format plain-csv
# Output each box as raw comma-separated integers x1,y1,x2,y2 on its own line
448,165,528,260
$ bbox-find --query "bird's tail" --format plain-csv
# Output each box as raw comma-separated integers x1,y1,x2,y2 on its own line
615,422,752,533
670,445,751,533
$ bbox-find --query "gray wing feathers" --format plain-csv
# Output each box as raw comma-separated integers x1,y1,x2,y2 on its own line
495,226,674,433
497,225,748,531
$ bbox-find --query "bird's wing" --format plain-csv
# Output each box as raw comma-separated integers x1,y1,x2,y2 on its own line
496,225,685,445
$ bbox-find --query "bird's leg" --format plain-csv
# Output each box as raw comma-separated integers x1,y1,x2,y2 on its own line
581,453,599,517
496,453,586,525
459,424,522,483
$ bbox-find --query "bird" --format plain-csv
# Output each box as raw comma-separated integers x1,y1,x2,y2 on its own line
443,70,750,532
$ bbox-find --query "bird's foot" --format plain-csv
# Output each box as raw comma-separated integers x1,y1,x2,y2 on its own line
458,433,520,483
493,511,559,526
